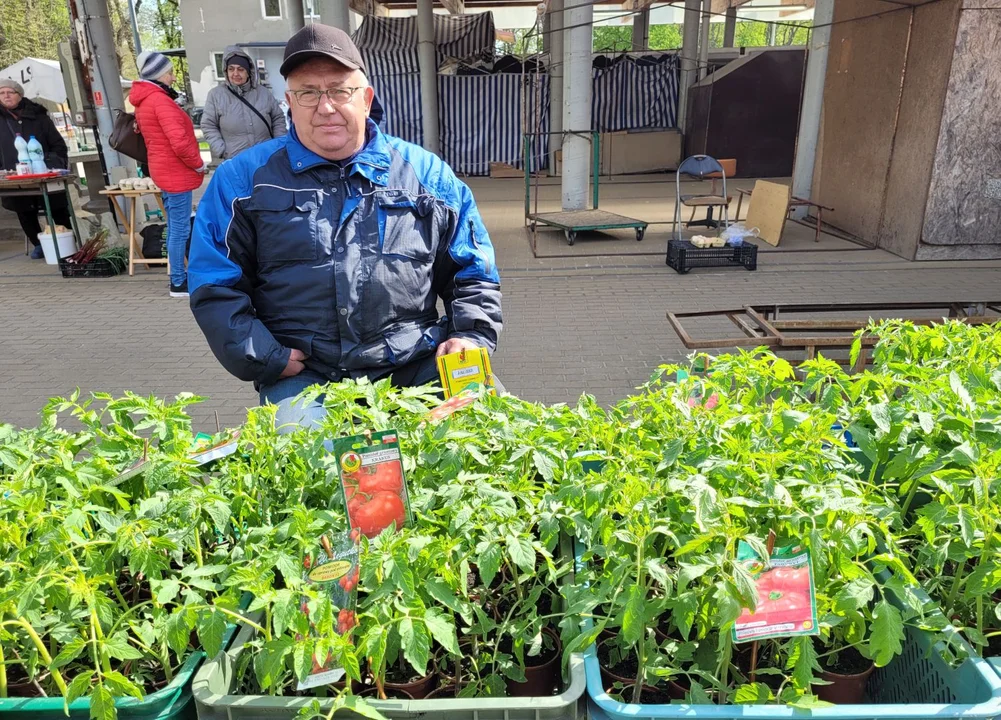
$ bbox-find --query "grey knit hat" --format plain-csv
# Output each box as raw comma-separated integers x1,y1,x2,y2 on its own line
0,78,24,95
137,51,173,81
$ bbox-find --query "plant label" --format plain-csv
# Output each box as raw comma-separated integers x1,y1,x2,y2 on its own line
335,430,413,538
436,348,495,398
297,534,359,691
425,384,485,423
732,541,819,643
189,430,241,466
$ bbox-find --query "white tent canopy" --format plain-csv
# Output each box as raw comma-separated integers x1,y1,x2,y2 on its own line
1,57,131,111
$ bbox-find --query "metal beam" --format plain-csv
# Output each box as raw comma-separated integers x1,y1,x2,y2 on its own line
631,7,650,51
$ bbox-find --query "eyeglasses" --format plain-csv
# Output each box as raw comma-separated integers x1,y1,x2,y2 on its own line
290,87,364,107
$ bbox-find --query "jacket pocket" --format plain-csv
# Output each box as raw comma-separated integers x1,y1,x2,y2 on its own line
378,194,435,261
249,187,319,264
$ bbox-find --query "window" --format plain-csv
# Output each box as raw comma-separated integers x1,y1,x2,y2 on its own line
304,0,320,18
262,0,282,19
212,52,225,80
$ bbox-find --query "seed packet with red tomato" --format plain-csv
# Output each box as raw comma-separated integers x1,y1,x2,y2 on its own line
334,430,413,539
297,534,360,691
732,540,819,643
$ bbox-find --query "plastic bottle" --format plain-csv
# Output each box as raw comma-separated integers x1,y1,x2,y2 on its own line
13,133,30,175
26,135,47,174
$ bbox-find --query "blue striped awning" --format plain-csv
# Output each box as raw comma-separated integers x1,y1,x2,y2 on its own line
592,54,679,132
363,50,423,146
354,13,495,63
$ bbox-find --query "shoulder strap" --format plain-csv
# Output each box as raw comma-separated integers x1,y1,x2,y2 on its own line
226,86,274,139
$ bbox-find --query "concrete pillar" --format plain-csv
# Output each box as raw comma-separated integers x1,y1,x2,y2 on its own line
77,0,129,171
288,0,306,34
548,0,564,176
766,21,776,46
632,7,650,52
542,10,551,56
698,0,711,79
790,0,834,218
677,0,700,131
723,6,736,47
561,0,592,210
416,0,440,154
319,0,351,30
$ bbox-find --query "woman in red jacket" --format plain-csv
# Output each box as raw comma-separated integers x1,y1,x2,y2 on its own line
130,51,207,297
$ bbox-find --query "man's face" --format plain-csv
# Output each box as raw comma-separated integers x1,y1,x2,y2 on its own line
0,87,21,110
227,64,249,86
285,58,373,162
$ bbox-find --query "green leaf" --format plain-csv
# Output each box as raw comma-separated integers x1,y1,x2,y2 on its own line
645,558,672,591
103,671,144,701
255,637,294,691
399,616,431,676
154,579,181,605
869,402,891,435
787,694,835,710
423,608,460,655
50,637,87,669
341,694,391,720
424,579,465,615
506,534,536,574
166,609,192,655
103,632,144,661
734,682,773,704
293,638,314,681
89,683,116,720
478,543,502,588
950,371,973,410
272,589,298,637
833,578,875,614
671,591,699,640
532,450,557,481
64,669,94,709
786,636,821,690
957,506,976,548
197,610,228,659
870,600,904,666
661,438,684,467
917,412,934,434
621,584,646,645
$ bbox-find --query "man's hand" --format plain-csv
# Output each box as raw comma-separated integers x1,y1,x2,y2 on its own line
280,348,307,378
435,337,480,358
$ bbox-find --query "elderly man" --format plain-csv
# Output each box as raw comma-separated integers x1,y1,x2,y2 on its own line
0,78,71,259
188,24,502,428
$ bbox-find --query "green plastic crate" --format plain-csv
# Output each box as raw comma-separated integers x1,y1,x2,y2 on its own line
0,601,246,720
192,621,586,720
0,647,203,720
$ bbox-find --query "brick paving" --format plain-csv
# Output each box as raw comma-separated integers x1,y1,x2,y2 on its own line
2,176,1000,431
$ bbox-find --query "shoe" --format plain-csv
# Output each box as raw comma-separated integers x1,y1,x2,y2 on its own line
169,281,189,298
30,244,45,259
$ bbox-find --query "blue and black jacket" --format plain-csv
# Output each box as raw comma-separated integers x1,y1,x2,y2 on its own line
188,118,502,386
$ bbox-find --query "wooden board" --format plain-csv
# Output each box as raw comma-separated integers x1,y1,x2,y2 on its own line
744,180,791,247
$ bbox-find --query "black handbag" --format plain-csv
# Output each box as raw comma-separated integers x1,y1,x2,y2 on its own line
110,109,148,164
227,88,274,139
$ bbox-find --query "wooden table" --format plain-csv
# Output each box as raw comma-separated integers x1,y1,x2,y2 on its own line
734,187,834,243
0,173,80,259
99,187,167,276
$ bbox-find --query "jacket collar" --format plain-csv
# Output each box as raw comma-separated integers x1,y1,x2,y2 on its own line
286,119,390,186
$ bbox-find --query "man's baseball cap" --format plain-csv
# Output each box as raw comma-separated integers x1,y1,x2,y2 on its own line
281,24,367,78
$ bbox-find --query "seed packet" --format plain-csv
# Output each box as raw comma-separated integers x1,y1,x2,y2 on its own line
334,430,413,538
731,541,819,643
189,430,241,466
436,347,495,398
297,534,360,691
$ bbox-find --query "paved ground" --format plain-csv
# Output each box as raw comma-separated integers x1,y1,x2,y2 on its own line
2,175,1000,431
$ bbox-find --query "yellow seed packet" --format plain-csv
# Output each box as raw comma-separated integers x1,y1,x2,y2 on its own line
436,348,494,398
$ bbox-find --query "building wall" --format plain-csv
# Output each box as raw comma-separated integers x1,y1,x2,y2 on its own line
179,0,295,106
917,0,1001,259
812,0,913,242
877,0,961,259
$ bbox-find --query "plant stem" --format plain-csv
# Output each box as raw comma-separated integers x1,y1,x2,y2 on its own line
91,611,112,676
0,641,7,699
193,526,204,567
898,473,921,522
945,561,969,617
1,620,68,695
631,540,646,704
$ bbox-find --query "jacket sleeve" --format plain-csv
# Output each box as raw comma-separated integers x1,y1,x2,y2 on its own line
40,112,68,169
432,168,502,352
160,97,204,171
188,164,291,384
269,94,288,138
200,90,226,160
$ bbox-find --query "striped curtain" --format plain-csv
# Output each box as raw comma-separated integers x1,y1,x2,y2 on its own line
363,50,423,147
438,74,549,176
592,55,680,132
354,14,495,63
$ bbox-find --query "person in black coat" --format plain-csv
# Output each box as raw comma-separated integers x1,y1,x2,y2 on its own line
0,78,71,258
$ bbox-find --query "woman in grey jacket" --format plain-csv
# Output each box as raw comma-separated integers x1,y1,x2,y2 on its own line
201,47,287,160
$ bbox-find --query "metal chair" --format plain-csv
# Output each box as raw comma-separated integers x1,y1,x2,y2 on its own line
674,154,731,241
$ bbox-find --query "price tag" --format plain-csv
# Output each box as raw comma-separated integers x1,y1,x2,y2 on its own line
732,541,819,643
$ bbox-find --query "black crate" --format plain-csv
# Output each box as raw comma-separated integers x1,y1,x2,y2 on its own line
59,257,119,278
666,239,758,274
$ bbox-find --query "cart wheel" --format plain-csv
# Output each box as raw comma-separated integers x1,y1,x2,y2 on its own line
529,222,536,232
566,230,576,246
635,227,646,242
